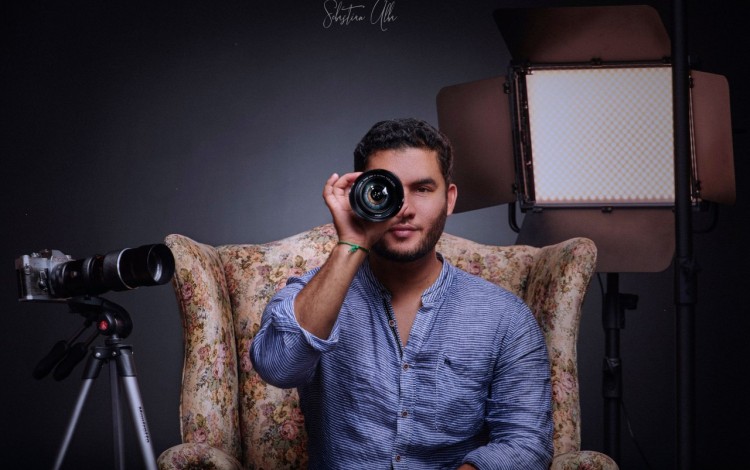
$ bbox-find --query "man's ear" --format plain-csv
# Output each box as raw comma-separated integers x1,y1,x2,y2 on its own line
446,183,458,216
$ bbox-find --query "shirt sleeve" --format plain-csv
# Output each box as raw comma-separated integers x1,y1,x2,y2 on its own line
249,269,341,389
462,299,554,470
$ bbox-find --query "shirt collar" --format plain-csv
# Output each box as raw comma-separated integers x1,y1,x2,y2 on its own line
359,253,454,304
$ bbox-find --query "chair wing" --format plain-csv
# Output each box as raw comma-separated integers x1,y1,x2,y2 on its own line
161,234,243,467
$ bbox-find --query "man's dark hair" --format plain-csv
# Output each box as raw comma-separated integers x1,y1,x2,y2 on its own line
353,118,454,184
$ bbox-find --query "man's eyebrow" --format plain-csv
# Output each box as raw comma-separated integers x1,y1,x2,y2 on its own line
410,177,438,187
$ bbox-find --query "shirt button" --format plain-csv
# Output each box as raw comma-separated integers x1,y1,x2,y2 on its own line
402,363,409,371
395,455,401,462
401,411,408,418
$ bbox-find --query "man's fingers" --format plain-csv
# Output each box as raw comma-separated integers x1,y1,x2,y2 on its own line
324,173,340,197
333,172,361,190
326,172,362,198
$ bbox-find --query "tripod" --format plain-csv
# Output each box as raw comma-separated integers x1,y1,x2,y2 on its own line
41,297,157,470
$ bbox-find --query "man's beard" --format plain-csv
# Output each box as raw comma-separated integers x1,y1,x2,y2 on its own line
372,209,448,263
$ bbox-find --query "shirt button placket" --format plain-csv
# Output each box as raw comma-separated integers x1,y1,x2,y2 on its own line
394,361,411,468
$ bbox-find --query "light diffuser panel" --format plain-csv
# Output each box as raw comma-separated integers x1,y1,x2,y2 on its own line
525,66,674,206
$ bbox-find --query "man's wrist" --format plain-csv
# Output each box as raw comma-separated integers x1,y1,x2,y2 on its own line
337,240,370,254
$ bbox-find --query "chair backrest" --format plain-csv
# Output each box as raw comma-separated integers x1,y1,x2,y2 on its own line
165,224,597,469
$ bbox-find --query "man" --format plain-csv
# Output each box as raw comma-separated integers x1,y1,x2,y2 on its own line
250,118,553,469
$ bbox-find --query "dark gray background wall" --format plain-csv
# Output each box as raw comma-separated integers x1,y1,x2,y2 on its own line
3,1,747,468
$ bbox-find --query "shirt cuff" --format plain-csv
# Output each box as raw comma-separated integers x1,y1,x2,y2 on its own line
276,295,340,352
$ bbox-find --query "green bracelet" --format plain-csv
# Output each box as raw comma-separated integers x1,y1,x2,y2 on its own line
337,241,370,254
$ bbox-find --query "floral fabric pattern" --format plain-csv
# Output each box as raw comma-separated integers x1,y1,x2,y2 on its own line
163,235,242,461
551,451,619,470
159,224,617,470
157,443,243,470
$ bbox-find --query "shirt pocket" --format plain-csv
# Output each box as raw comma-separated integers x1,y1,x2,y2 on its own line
433,352,489,436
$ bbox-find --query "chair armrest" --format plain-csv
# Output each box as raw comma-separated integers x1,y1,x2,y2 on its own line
523,237,598,456
551,450,619,470
164,234,242,460
157,443,243,470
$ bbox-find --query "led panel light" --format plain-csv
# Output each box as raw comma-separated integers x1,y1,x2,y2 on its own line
515,65,679,207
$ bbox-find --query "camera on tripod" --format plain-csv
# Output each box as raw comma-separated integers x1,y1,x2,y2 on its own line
15,243,175,470
16,244,175,302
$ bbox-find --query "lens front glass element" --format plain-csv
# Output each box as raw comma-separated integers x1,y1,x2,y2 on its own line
365,183,390,211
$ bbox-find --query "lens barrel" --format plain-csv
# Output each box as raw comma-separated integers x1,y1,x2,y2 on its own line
350,169,404,222
49,244,175,298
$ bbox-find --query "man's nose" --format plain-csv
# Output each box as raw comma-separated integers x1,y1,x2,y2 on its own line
396,195,415,219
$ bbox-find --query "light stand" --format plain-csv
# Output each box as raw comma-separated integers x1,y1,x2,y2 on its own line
42,297,157,470
672,1,696,467
601,273,638,462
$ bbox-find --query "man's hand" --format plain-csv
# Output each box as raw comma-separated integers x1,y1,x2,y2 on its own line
323,172,393,250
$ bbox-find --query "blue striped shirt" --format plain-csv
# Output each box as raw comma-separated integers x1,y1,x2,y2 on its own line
250,256,553,469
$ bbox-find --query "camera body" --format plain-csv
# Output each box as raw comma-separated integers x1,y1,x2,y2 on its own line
16,244,175,302
16,249,74,301
349,169,404,222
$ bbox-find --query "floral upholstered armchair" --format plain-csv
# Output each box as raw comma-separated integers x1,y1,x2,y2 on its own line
157,224,618,470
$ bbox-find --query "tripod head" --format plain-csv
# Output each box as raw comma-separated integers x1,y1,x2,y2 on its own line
68,297,133,339
33,296,134,380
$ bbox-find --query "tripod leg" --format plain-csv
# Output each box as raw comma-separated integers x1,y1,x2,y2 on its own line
53,352,105,470
116,346,157,470
111,361,126,470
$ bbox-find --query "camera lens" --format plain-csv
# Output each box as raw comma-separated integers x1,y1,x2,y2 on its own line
48,244,175,298
112,244,175,289
350,169,404,222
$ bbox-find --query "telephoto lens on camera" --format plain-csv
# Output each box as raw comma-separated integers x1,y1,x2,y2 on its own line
51,244,175,298
349,169,404,222
16,244,175,301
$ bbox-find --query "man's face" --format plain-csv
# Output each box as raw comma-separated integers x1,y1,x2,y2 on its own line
364,147,457,263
